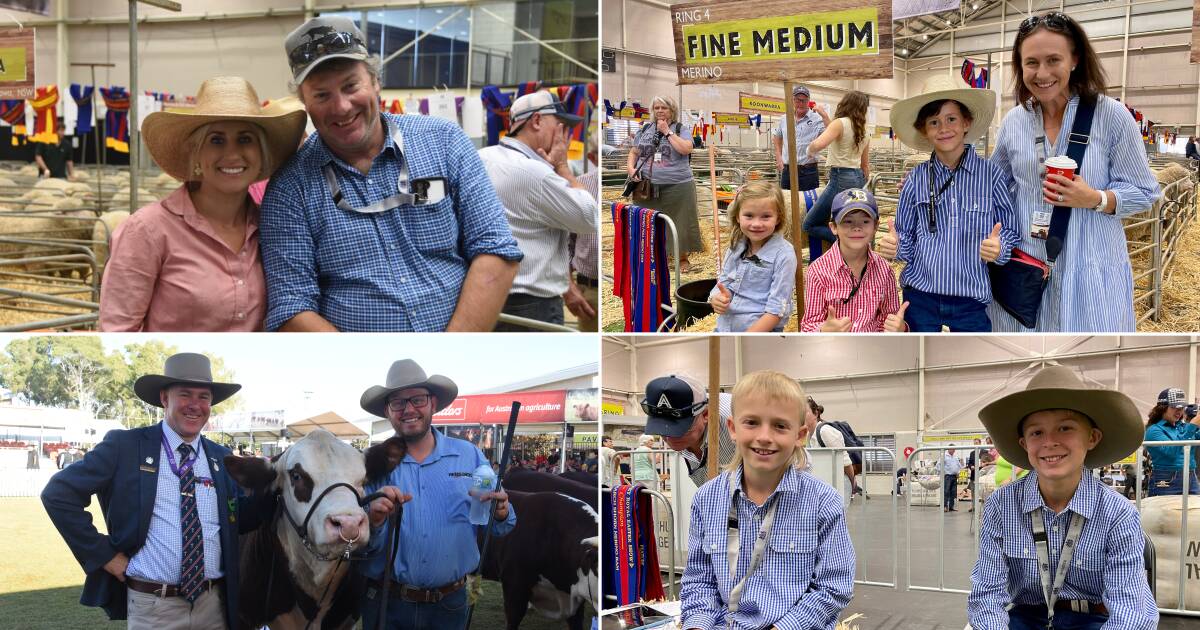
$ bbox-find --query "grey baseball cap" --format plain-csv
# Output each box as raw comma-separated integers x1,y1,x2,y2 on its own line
285,16,369,85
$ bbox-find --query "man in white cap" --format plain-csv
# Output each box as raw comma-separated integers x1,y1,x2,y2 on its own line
261,16,523,332
42,353,268,630
357,359,514,630
478,91,598,330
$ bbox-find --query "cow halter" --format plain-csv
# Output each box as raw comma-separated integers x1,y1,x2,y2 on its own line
278,481,371,562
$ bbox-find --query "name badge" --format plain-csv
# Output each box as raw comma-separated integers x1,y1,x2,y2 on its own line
139,465,157,474
412,178,447,205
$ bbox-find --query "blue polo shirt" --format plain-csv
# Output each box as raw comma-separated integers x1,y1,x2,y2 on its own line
1145,419,1200,471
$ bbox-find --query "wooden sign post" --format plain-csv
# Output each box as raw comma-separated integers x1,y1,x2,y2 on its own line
671,0,892,325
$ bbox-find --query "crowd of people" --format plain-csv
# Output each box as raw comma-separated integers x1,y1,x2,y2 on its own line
97,15,599,333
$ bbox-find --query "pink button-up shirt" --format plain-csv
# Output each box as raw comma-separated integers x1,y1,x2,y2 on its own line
99,186,266,331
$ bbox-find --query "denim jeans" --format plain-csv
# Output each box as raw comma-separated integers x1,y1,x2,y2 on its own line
1008,605,1107,630
943,474,957,510
902,286,992,332
804,167,865,261
1148,468,1200,496
494,293,565,331
780,163,819,192
361,582,469,630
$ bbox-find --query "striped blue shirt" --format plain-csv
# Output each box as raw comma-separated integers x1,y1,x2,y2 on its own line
967,470,1158,630
680,465,854,630
358,429,516,588
987,95,1160,331
1144,419,1200,471
895,146,1020,304
260,113,523,332
125,421,223,583
772,110,826,166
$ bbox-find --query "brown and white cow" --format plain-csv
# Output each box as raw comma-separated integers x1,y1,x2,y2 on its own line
481,489,600,630
224,429,406,630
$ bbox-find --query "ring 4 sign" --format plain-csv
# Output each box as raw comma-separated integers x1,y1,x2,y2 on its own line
670,0,893,84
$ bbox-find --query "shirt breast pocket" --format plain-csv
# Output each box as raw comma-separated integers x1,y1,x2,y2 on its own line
767,529,817,589
1001,537,1038,571
960,195,994,239
399,197,459,255
737,257,775,296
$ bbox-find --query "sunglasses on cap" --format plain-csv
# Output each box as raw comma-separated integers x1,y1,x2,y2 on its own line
640,397,708,419
516,101,574,122
1018,12,1070,34
288,30,366,71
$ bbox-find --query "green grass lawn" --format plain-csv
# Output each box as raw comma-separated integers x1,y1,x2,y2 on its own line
0,497,590,629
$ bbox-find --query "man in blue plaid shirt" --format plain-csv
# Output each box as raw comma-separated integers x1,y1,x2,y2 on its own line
260,16,522,332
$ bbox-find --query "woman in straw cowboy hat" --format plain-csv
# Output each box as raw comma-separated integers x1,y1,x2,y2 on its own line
99,76,306,331
967,365,1157,630
880,75,1019,333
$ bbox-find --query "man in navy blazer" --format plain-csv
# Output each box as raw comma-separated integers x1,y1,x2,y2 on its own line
42,353,267,629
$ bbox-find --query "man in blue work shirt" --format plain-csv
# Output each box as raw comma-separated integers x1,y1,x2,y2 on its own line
772,85,829,191
261,16,523,332
1144,387,1200,496
358,359,515,630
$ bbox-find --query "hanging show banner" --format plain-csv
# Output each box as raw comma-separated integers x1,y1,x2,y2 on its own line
671,0,893,84
738,91,786,115
0,28,34,99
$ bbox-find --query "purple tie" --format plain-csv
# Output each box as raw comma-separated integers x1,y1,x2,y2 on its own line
177,443,205,602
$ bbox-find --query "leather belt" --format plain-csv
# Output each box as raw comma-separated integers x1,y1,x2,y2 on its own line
1054,600,1108,616
369,577,467,603
575,273,599,288
126,576,223,598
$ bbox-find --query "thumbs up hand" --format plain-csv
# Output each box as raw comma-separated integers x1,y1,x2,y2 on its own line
884,301,910,332
878,219,899,260
980,223,1003,263
820,304,853,332
710,282,732,314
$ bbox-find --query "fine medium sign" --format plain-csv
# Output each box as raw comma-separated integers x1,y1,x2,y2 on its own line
671,0,892,84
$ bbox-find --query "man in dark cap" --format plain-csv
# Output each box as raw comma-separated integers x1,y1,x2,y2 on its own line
641,373,734,488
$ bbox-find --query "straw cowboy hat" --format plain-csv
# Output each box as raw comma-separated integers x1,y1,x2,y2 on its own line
889,74,996,153
133,352,242,408
360,360,459,418
978,365,1143,470
141,76,307,182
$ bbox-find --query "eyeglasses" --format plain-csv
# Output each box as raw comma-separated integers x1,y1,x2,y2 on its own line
1018,12,1070,34
640,397,708,419
288,30,367,71
387,394,431,411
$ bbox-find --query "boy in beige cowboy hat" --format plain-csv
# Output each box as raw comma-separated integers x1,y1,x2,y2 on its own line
967,365,1157,630
879,75,1019,332
354,359,514,630
42,353,268,630
100,76,307,332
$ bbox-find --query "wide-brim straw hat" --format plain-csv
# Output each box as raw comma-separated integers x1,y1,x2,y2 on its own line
360,360,459,418
890,74,996,153
142,76,307,182
978,365,1143,470
134,352,242,408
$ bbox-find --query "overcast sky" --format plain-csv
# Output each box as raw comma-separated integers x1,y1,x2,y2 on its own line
83,333,597,423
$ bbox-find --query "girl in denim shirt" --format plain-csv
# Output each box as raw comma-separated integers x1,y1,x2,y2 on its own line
708,181,797,332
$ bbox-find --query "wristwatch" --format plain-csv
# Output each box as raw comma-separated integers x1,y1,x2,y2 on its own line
1093,190,1107,212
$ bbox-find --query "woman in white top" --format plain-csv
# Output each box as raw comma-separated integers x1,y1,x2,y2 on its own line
805,91,872,263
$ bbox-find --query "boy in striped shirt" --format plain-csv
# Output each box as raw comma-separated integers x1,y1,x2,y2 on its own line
879,77,1019,332
801,189,905,332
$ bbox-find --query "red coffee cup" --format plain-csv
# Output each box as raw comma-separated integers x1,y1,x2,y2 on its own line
1044,155,1077,180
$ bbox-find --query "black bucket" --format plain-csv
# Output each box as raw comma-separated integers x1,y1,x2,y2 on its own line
673,278,717,330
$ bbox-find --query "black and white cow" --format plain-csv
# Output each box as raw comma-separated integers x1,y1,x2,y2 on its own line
504,468,596,508
224,429,406,630
481,489,599,630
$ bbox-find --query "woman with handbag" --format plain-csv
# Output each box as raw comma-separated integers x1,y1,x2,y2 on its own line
988,12,1159,332
625,95,703,274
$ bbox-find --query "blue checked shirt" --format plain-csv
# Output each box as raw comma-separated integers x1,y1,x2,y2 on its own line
967,470,1158,630
987,95,1160,331
680,465,854,630
357,429,516,588
260,113,523,331
1144,419,1200,471
709,233,797,332
125,421,223,583
896,146,1020,304
772,110,825,166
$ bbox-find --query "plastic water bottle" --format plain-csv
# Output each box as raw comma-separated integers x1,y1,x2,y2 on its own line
468,464,496,525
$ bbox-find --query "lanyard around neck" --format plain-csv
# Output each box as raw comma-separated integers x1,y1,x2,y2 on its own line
926,148,968,234
161,432,198,478
725,470,780,627
1031,509,1086,629
322,117,417,214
